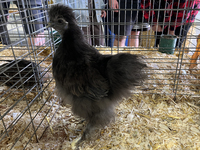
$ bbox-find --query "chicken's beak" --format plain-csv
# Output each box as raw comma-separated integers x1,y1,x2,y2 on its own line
46,22,54,28
64,21,68,30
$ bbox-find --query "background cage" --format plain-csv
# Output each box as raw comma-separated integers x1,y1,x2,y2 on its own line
0,0,200,149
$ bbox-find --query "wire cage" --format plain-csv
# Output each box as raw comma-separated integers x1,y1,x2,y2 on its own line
0,0,200,149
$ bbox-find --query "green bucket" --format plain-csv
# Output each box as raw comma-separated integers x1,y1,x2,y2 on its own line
50,30,61,48
159,35,177,54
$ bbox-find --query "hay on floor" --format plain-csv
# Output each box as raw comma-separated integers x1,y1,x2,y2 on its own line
0,46,199,150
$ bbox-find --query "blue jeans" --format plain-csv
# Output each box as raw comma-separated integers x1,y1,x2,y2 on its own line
0,3,45,45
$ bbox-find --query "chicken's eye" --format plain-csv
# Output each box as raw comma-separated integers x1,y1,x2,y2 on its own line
58,19,63,23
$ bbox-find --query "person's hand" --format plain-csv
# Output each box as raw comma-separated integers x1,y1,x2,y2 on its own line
169,30,175,36
101,10,106,18
151,25,162,32
109,0,119,12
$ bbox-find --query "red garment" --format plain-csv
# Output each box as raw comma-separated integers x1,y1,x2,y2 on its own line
141,0,200,30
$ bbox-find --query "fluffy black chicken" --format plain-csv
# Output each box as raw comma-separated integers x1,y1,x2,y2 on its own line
0,59,50,88
49,4,147,146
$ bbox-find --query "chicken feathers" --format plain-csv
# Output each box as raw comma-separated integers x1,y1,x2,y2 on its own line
49,4,147,147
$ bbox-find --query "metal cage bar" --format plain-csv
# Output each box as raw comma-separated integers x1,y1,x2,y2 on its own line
0,0,199,149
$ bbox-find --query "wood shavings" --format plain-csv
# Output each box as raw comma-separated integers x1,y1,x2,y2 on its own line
135,112,151,119
187,102,200,110
45,116,54,134
0,46,200,149
140,29,155,47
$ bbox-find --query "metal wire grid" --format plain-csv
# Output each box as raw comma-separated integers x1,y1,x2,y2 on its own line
0,0,57,149
70,0,200,97
0,0,199,149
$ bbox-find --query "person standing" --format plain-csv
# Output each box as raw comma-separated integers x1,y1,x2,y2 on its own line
141,0,200,47
65,0,106,46
107,0,141,47
0,0,46,46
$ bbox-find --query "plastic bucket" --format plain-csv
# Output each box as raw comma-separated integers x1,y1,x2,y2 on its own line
50,30,61,48
159,35,177,54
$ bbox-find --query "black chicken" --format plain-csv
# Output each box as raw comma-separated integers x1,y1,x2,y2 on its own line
0,59,50,88
48,5,147,147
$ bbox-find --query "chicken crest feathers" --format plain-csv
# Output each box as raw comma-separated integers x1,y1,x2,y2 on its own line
49,4,76,23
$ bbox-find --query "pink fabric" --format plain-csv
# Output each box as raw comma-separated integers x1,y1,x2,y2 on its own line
34,32,45,46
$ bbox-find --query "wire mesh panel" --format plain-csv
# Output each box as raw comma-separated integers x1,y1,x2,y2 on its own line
101,0,200,99
0,0,56,149
0,0,200,149
67,0,199,98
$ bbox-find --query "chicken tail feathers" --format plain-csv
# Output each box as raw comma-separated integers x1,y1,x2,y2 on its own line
107,53,147,100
